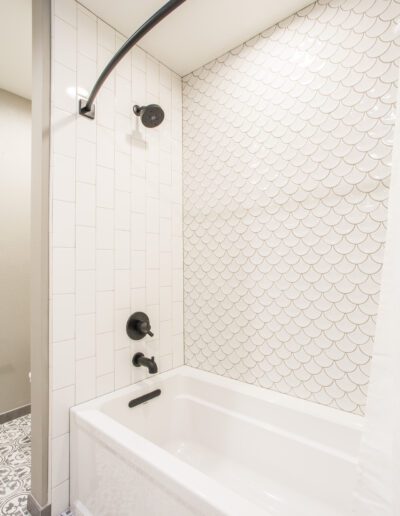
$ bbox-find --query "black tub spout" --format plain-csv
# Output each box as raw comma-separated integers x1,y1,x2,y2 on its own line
132,353,158,374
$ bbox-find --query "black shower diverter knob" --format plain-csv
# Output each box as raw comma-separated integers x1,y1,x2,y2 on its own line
126,312,154,340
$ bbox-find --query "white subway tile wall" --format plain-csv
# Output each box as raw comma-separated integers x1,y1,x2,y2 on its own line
183,0,400,415
50,0,183,512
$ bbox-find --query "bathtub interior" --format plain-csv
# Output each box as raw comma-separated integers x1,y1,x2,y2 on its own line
97,368,362,516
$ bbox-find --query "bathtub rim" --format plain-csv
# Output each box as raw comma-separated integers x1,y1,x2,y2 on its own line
71,407,268,516
71,365,364,430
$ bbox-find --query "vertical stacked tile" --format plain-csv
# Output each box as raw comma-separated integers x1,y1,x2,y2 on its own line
50,0,183,512
51,1,78,513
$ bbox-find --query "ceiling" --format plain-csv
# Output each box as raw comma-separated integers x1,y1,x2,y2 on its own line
0,0,32,99
0,0,313,99
80,0,314,76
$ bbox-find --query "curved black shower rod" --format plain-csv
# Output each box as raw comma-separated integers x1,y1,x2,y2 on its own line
79,0,186,119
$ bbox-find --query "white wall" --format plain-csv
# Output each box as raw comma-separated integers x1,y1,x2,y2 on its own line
49,0,183,512
183,0,400,415
0,88,31,415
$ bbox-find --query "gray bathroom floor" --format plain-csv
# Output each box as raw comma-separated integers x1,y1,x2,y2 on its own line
0,414,30,515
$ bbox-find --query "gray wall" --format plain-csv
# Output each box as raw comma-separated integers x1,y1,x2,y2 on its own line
0,88,31,414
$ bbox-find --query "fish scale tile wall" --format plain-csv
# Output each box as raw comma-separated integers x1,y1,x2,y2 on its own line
182,0,400,414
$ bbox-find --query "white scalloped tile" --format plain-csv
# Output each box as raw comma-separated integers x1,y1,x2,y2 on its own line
182,0,400,415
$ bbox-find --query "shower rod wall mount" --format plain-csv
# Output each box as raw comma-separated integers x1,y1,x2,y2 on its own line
79,0,186,120
79,98,95,119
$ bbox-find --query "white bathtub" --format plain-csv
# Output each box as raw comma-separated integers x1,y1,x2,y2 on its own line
70,366,362,516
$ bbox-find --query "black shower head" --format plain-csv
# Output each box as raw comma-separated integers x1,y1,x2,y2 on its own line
133,104,164,128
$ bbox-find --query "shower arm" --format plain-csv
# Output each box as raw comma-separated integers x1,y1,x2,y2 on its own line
79,0,186,120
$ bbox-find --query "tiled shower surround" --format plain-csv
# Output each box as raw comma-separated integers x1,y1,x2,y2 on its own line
49,0,400,512
50,0,183,512
183,0,400,415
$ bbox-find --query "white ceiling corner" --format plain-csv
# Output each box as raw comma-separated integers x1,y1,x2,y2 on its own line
79,0,315,76
0,0,314,100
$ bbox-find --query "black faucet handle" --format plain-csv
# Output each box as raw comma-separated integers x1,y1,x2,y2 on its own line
127,313,154,340
138,321,154,338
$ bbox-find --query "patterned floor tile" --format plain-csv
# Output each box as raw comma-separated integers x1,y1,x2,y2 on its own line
0,415,30,516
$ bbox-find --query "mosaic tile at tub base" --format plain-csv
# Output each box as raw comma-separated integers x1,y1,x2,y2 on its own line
183,0,400,415
0,415,31,516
